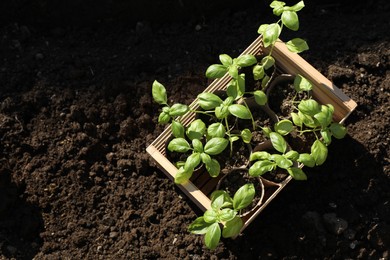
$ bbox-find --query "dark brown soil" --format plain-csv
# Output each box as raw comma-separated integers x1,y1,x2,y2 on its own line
0,0,389,259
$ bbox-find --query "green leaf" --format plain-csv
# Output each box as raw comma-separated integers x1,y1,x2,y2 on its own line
311,140,328,166
168,138,191,153
185,152,201,171
297,153,315,167
205,223,221,250
329,123,347,139
271,154,293,169
262,127,272,137
206,64,228,79
237,74,246,96
249,160,275,177
223,96,235,106
262,75,271,88
254,90,268,105
287,167,307,180
270,1,286,16
197,92,223,110
284,150,299,161
236,54,257,67
270,1,285,9
205,158,220,177
314,105,333,127
257,23,269,35
218,208,236,222
321,129,332,146
211,192,227,210
291,112,302,127
188,216,211,235
192,139,203,153
253,65,265,80
263,23,281,48
282,11,299,31
201,152,211,164
250,151,271,161
233,183,256,210
261,56,275,70
152,80,167,105
169,103,189,117
241,129,252,144
298,99,321,117
227,80,238,99
222,216,243,238
204,209,218,223
269,132,287,153
204,137,229,155
228,104,252,120
158,111,171,124
171,120,185,138
294,74,313,92
186,119,206,140
174,166,193,184
215,105,230,119
230,136,240,143
207,123,226,138
298,111,317,128
210,190,233,209
290,1,305,12
286,38,309,53
275,119,293,135
228,65,239,79
219,54,233,66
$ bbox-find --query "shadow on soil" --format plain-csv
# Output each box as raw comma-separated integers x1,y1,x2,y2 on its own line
223,135,385,258
0,167,43,259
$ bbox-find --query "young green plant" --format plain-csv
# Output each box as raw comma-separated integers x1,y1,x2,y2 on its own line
188,183,255,250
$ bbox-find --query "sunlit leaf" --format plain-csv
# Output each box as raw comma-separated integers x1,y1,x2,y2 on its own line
206,64,228,79
222,217,243,238
168,138,191,153
219,54,233,66
270,132,287,153
197,92,223,110
275,119,293,135
233,183,255,210
152,80,167,105
171,120,185,138
263,23,281,48
188,216,210,235
282,11,299,31
329,123,347,139
228,104,252,120
287,167,307,180
254,90,267,105
311,140,328,166
204,137,229,155
205,223,221,250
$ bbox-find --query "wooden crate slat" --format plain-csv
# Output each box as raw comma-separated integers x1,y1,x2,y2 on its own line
146,145,211,211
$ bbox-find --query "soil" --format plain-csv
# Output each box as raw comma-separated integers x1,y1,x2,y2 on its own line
0,0,389,259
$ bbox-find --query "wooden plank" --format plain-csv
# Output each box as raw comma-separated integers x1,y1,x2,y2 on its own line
146,145,211,211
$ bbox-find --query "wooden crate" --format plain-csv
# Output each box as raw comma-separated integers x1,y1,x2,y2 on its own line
146,36,357,232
